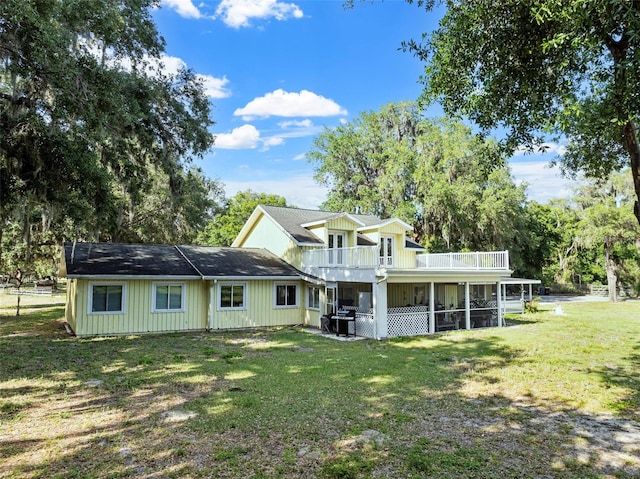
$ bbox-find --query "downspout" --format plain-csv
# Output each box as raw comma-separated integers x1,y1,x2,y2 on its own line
464,282,471,330
497,280,503,327
209,279,217,330
428,282,435,334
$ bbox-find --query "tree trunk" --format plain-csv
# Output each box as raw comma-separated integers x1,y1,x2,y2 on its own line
604,242,618,303
622,121,640,226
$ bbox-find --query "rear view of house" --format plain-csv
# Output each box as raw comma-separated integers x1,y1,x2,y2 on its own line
61,205,537,339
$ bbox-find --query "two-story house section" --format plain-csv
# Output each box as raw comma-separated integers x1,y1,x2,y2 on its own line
232,205,515,340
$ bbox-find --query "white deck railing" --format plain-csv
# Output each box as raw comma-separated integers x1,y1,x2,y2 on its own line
415,251,509,270
303,247,510,271
302,246,378,268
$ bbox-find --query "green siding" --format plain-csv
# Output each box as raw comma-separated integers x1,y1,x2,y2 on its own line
73,279,208,337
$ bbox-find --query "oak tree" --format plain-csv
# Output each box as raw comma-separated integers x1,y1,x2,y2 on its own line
404,0,640,225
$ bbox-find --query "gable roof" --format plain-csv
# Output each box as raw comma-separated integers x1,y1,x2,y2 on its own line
249,205,403,246
62,242,311,281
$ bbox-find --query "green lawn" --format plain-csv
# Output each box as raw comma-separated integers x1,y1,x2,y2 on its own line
1,295,639,478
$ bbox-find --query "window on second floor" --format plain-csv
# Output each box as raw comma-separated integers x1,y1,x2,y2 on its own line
328,232,346,265
379,235,394,266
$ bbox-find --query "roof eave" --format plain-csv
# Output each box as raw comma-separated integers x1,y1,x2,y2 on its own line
64,275,202,280
357,217,413,232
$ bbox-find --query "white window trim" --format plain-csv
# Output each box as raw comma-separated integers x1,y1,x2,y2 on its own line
151,282,186,313
218,282,247,311
274,282,299,309
327,231,346,266
307,286,320,311
88,282,126,315
379,235,394,267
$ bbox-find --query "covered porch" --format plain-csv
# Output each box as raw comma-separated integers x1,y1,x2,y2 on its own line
325,278,508,340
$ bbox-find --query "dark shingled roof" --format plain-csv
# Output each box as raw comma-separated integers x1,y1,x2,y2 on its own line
63,242,306,279
260,205,384,244
64,242,198,277
405,238,425,250
177,246,302,278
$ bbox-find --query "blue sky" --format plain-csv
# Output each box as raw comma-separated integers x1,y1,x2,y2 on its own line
153,0,576,209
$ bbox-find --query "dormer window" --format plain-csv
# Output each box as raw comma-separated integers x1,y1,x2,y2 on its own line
379,235,394,267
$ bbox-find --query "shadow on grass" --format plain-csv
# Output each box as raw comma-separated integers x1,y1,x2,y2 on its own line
1,304,639,478
596,342,640,419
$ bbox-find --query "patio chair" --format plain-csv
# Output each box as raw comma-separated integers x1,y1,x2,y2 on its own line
320,315,334,334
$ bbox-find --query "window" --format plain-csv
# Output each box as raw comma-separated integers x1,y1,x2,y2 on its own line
307,286,320,310
327,232,345,265
275,284,298,307
219,283,246,310
89,283,125,314
379,235,394,266
152,283,185,312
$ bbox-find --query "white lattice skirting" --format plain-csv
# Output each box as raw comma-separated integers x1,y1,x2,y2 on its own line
355,312,375,339
387,306,430,338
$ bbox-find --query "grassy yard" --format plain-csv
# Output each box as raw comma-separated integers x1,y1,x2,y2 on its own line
0,295,639,478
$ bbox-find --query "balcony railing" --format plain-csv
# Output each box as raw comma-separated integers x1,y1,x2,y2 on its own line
302,247,510,271
415,251,510,270
302,246,378,268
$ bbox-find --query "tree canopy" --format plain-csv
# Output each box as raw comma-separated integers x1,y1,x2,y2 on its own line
404,0,640,225
308,102,539,275
0,0,219,275
196,190,290,247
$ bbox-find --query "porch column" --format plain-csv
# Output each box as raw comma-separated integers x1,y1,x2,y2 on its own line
464,282,471,330
428,282,435,334
528,284,533,301
373,279,388,340
497,280,503,327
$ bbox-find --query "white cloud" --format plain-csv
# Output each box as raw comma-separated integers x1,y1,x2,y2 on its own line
279,119,313,128
293,153,306,161
261,136,285,149
158,55,230,99
215,124,261,149
509,159,577,203
513,142,567,156
224,173,327,209
95,48,230,99
215,0,303,28
196,74,231,99
214,124,285,151
162,0,202,18
234,89,348,120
